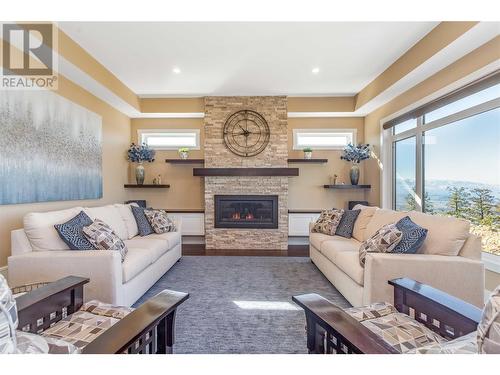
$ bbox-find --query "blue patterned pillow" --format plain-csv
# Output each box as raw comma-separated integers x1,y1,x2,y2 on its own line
131,205,154,236
391,216,428,254
335,209,361,238
54,211,95,250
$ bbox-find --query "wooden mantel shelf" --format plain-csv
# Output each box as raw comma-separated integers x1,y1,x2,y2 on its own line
193,168,299,177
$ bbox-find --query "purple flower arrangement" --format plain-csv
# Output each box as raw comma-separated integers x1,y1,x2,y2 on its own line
126,143,156,163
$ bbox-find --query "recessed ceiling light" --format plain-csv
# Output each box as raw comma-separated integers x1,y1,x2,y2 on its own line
312,67,320,74
173,67,181,74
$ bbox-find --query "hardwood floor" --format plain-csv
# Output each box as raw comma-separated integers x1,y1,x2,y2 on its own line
182,243,309,257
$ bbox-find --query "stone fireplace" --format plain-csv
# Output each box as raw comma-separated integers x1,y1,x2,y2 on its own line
204,96,288,250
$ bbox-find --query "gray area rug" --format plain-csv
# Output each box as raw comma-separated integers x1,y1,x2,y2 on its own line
134,256,350,354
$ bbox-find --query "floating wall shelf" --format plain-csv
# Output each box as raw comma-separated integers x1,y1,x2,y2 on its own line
193,168,299,177
323,185,371,189
124,184,171,188
287,159,328,163
165,159,205,164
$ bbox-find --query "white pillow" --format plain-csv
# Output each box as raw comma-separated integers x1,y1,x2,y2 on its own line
23,207,84,251
114,204,139,239
84,205,128,240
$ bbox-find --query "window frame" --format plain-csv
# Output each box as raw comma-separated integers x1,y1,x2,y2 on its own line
137,129,201,150
292,128,357,150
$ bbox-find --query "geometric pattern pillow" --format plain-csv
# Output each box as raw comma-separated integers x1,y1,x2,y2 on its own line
360,312,447,353
477,285,500,354
131,205,154,236
82,219,128,262
312,209,345,236
391,216,428,254
335,209,361,238
54,211,95,250
359,223,402,266
144,209,176,234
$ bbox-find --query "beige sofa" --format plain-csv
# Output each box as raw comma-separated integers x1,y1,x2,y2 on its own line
8,204,181,306
309,205,485,308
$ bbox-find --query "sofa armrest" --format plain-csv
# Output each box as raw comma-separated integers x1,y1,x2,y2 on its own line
8,250,122,303
363,253,485,308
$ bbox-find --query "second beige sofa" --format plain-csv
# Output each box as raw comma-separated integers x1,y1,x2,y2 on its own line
309,205,485,308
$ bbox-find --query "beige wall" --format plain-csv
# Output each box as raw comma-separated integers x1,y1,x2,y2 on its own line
0,75,131,267
364,37,500,207
129,118,205,209
130,116,366,211
288,117,367,210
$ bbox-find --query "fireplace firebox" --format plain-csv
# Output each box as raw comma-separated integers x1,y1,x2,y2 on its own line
214,195,278,229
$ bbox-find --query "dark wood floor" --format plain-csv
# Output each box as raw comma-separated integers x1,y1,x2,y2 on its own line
182,243,309,257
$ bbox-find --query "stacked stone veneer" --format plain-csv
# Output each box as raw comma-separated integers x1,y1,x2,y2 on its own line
204,96,288,250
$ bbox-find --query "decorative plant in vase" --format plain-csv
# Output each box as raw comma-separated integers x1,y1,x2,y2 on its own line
178,147,190,160
340,143,371,185
127,143,156,185
303,147,313,159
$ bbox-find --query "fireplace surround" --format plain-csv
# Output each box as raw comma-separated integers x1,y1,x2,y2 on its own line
214,195,278,229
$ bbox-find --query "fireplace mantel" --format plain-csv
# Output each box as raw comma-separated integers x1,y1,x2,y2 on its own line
193,167,299,177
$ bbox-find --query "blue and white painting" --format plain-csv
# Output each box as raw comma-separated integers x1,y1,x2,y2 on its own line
0,90,102,205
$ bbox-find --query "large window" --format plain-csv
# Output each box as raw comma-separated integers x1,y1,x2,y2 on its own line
385,73,500,256
138,129,200,150
292,129,356,150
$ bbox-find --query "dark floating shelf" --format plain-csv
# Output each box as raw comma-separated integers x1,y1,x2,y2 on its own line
161,208,205,213
288,209,323,214
287,158,328,163
193,167,299,177
165,159,205,164
124,184,170,188
323,184,371,189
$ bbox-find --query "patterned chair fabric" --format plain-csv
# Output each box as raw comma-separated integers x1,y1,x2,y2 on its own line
477,285,500,354
16,331,80,354
344,303,447,353
409,331,478,354
42,301,134,349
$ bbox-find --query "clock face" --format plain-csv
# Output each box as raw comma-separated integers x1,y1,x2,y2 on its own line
223,110,270,157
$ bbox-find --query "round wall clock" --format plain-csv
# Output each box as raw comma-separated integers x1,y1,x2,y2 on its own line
223,110,270,157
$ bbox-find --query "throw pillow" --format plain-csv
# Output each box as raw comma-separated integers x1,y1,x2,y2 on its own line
335,209,361,238
359,223,402,266
82,219,128,261
312,209,345,236
477,285,500,354
131,205,154,236
391,216,428,254
54,211,95,250
144,209,176,234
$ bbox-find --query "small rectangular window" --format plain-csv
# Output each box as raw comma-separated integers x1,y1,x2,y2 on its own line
292,129,356,150
138,129,200,150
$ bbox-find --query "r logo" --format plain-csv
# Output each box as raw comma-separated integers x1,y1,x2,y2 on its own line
2,23,53,76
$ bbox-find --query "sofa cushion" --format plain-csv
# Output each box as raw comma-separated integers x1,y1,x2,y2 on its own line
359,223,403,266
392,216,428,254
345,302,397,322
352,205,377,242
83,219,128,262
319,237,360,262
309,232,335,251
24,207,84,251
360,312,446,353
114,204,139,239
121,248,154,283
335,209,361,238
410,331,478,354
80,300,134,320
84,205,129,241
312,209,345,236
365,208,406,240
16,331,80,354
124,237,170,263
54,211,95,250
145,231,181,249
408,211,470,256
131,205,154,236
335,250,365,285
144,209,176,234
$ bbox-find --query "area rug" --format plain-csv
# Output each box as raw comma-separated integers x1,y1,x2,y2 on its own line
134,256,350,354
